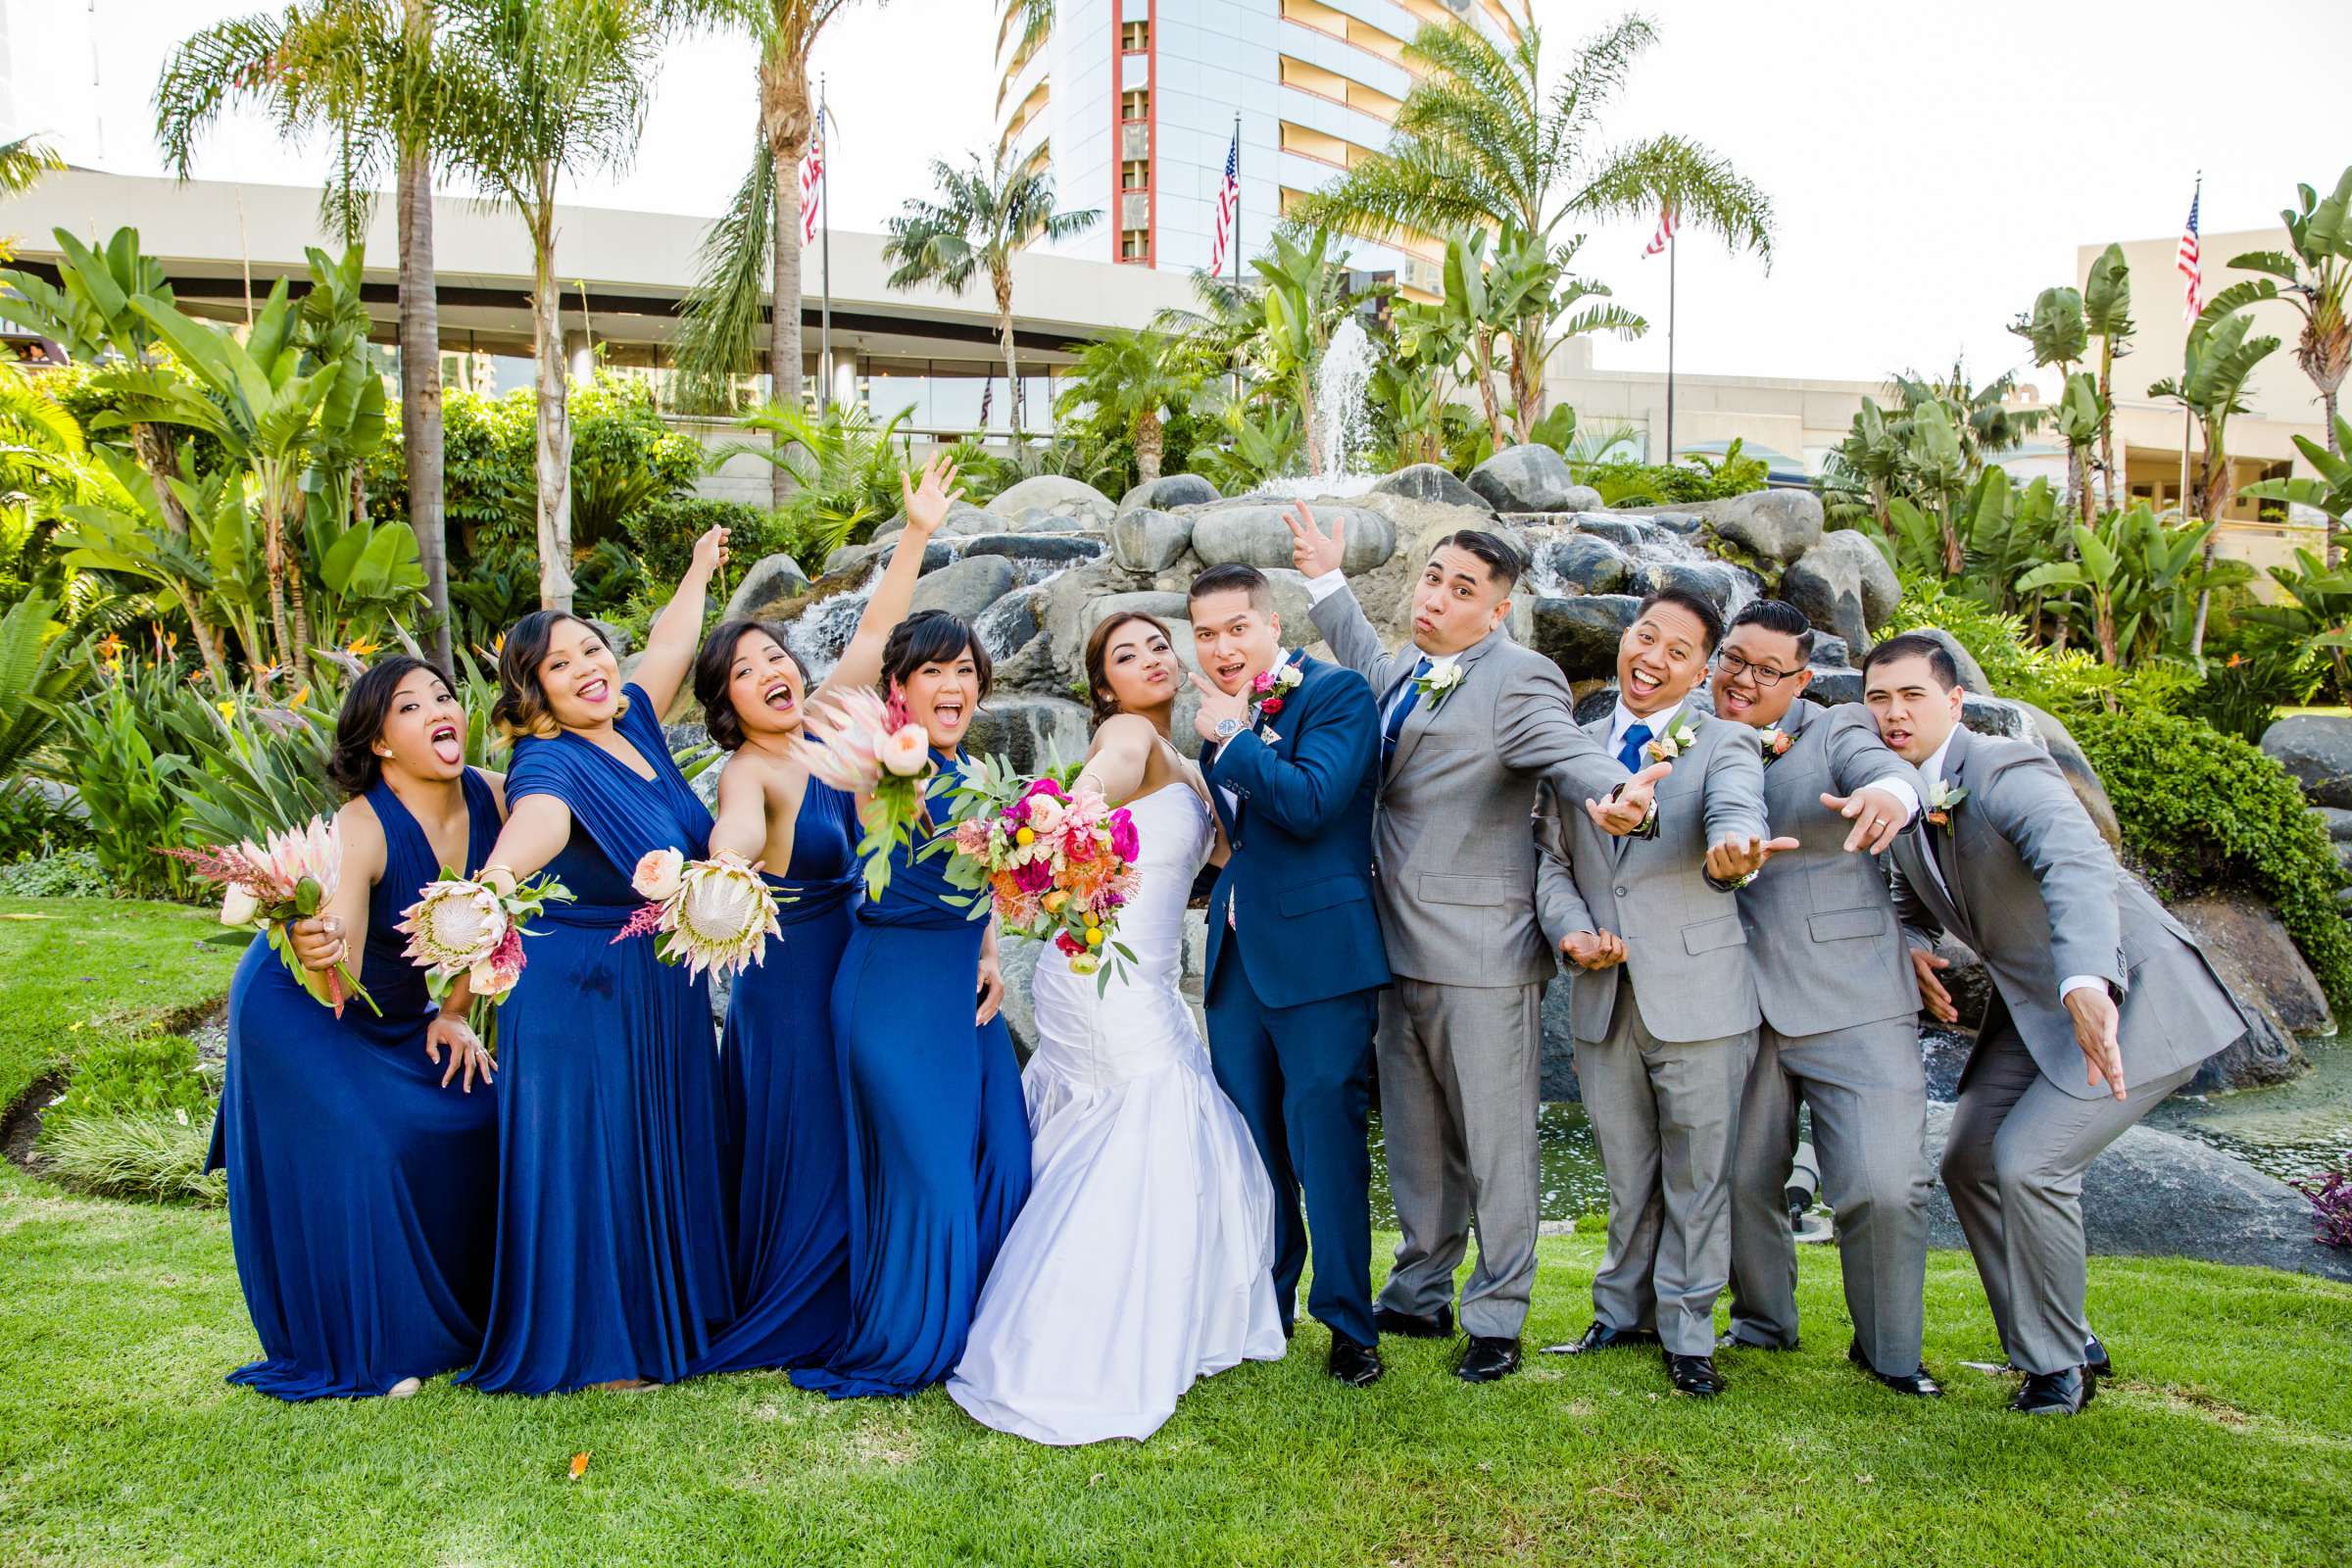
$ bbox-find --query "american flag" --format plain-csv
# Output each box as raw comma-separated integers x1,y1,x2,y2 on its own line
1644,202,1676,257
798,107,827,247
2177,184,2201,319
1207,129,1240,276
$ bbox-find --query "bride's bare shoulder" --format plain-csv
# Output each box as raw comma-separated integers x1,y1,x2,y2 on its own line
1088,712,1159,754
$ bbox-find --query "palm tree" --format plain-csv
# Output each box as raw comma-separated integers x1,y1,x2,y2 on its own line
2150,310,2281,655
437,0,665,612
2010,285,2096,526
2082,243,2133,513
0,135,64,262
673,0,869,510
2199,167,2352,566
1296,13,1770,436
155,0,462,671
1488,229,1642,442
881,150,1098,433
1053,329,1203,484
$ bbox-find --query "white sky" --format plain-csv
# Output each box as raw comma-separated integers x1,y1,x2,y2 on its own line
11,0,2350,395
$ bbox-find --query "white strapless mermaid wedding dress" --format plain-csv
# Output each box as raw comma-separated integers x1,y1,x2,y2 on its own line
948,781,1285,1445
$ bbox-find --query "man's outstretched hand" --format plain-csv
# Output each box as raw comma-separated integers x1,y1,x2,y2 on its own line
1285,501,1348,578
1586,760,1671,836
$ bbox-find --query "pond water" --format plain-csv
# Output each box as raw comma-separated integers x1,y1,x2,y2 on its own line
2148,1039,2352,1187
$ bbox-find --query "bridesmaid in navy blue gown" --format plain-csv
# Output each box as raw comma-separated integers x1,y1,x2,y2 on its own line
443,525,736,1395
209,657,503,1399
793,609,1033,1400
688,454,964,1376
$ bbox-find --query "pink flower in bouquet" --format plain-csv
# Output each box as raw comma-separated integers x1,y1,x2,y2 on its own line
795,689,890,791
253,815,344,906
1013,858,1055,895
954,818,993,858
1021,777,1066,802
632,847,686,902
878,724,931,778
1064,825,1096,861
1054,930,1087,957
469,924,525,998
1024,793,1067,839
1107,808,1140,863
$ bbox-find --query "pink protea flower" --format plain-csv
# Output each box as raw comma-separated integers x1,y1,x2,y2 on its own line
794,688,891,792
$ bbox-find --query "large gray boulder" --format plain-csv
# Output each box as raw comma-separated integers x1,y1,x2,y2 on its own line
1529,594,1639,682
2262,714,2352,808
1542,534,1635,597
986,474,1116,530
2171,891,2332,1091
1192,503,1396,574
956,532,1106,566
1899,625,1994,694
2015,700,2122,850
872,499,996,547
910,554,1018,621
2316,806,2352,842
1782,530,1899,651
1630,560,1759,620
1467,444,1592,514
1373,463,1488,511
1922,1102,2352,1283
1108,507,1194,573
1117,473,1219,514
964,694,1093,776
1703,488,1825,566
720,552,811,623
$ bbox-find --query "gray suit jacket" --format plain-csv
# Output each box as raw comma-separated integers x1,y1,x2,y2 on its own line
1535,708,1768,1044
1309,584,1626,988
1735,702,1922,1038
1888,725,2247,1101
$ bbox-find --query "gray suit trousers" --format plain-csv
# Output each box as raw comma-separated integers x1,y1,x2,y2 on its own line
1726,1020,1933,1374
1940,1023,2199,1374
1576,971,1757,1356
1375,979,1544,1339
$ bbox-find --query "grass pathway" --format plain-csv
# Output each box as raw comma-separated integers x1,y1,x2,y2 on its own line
1,900,2347,1566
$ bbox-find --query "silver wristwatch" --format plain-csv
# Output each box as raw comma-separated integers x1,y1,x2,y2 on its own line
1212,716,1245,743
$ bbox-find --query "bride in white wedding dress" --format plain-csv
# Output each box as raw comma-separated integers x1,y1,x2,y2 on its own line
948,612,1286,1446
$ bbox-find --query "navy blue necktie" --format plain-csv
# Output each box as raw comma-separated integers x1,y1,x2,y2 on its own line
1383,658,1430,770
1616,722,1652,775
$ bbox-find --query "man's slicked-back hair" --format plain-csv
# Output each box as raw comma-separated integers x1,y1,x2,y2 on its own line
1860,631,1964,691
1633,585,1728,654
1728,598,1816,663
1188,562,1274,613
1432,528,1524,590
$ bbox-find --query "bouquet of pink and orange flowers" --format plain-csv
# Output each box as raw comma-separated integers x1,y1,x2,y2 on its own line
396,868,573,1047
610,848,783,982
946,758,1142,992
166,816,378,1017
793,687,941,899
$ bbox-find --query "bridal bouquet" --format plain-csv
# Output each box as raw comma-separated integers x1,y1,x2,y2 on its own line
946,757,1141,992
165,816,377,1018
793,687,939,899
611,849,783,982
397,868,574,1046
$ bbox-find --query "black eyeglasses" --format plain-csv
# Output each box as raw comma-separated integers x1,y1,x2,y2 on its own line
1715,651,1804,689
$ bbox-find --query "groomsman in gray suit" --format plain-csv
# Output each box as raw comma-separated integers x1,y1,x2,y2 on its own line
1863,634,2250,1415
1535,587,1787,1397
1290,505,1666,1384
1705,601,1941,1397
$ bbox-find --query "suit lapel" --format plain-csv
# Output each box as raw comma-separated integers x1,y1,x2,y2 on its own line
1386,633,1494,783
1933,724,1976,928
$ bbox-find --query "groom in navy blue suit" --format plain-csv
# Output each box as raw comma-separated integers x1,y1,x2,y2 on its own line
1189,564,1393,1387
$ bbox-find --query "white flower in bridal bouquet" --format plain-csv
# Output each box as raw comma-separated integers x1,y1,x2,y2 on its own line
631,847,686,903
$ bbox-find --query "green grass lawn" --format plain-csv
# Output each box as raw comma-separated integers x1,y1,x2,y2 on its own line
3,901,2350,1567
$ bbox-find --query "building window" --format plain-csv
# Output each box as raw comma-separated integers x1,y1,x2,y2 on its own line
1121,160,1151,191
1122,20,1150,51
1121,229,1151,262
1121,88,1150,122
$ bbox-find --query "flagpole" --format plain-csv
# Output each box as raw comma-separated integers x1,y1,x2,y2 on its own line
1230,112,1243,408
819,77,833,416
2179,171,2199,518
1663,220,1677,465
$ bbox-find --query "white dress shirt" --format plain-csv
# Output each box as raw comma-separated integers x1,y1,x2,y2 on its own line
1917,726,2102,1005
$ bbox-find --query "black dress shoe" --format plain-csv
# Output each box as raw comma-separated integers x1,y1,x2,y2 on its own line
1328,1336,1385,1388
1718,1331,1796,1351
1664,1351,1726,1396
1847,1340,1943,1396
2011,1366,2092,1415
1374,1304,1454,1340
2084,1335,2112,1379
1541,1321,1661,1355
1455,1336,1520,1384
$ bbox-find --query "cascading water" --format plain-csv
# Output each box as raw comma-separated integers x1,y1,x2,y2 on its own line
786,568,881,675
1262,316,1380,499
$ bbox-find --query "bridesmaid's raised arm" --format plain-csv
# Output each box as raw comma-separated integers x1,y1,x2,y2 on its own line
473,794,573,896
631,525,731,716
710,754,774,862
816,453,963,702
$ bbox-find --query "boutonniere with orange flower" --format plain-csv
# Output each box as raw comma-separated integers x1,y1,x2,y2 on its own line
1926,779,1968,827
1758,725,1793,765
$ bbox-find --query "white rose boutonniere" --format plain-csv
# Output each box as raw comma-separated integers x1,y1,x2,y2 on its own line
1413,661,1465,711
1926,779,1969,827
1644,714,1701,764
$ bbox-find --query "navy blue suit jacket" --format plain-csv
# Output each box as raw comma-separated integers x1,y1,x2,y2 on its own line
1201,650,1391,1008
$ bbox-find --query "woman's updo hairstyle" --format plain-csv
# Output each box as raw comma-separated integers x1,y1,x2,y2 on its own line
878,609,992,703
693,617,809,752
1080,610,1173,724
493,611,629,742
325,655,453,796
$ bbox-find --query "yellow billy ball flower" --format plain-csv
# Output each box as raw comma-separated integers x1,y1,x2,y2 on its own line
1016,827,1035,846
1085,927,1104,948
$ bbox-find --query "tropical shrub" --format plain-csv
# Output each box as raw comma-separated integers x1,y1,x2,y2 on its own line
2070,709,2352,1015
1581,450,1768,509
0,783,92,862
53,678,192,897
0,846,113,897
623,496,780,583
39,1032,216,1141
